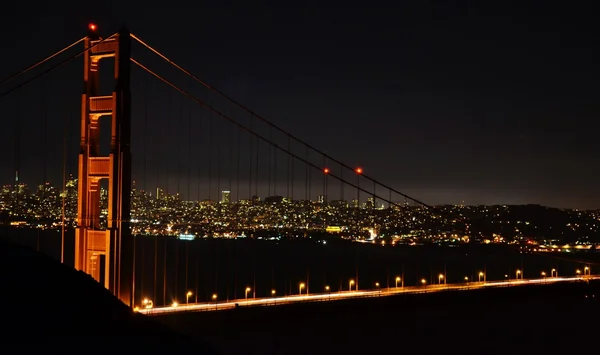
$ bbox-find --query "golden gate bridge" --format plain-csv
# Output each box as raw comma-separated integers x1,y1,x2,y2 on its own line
0,25,596,312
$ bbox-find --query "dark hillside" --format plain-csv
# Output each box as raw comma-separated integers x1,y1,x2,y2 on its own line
0,238,219,353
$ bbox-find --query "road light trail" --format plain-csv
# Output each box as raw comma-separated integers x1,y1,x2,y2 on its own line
138,275,598,315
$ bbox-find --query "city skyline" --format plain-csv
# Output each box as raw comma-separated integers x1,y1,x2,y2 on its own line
3,171,599,210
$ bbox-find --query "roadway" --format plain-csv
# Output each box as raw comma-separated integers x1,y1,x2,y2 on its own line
138,275,599,315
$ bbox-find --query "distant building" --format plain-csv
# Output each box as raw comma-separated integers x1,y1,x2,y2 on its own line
221,190,231,204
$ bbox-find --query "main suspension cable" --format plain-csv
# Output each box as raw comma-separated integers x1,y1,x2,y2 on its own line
1,34,114,100
131,58,403,209
0,37,85,87
130,33,431,209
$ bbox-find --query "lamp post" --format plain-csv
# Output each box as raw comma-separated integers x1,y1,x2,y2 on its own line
245,287,251,303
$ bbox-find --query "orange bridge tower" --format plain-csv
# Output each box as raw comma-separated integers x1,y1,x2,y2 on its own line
75,25,133,307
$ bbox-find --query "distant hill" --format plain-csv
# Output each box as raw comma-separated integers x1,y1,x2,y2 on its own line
0,237,219,353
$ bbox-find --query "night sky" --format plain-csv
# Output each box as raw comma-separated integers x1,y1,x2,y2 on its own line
0,2,597,209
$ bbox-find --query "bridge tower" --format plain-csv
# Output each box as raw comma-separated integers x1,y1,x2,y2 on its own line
75,26,133,307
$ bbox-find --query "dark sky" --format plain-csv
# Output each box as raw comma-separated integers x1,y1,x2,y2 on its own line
0,2,598,208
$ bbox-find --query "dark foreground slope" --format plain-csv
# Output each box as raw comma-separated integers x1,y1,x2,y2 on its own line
158,281,600,355
0,238,219,353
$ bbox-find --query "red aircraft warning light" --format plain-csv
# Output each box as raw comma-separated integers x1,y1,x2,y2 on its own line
89,23,97,31
355,167,363,175
323,168,330,174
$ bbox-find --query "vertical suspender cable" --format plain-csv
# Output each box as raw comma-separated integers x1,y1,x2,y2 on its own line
37,76,48,252
194,97,201,303
140,71,149,305
267,128,272,196
236,125,241,203
166,92,171,195
163,237,167,305
290,137,294,201
14,94,20,240
228,110,233,201
208,102,213,202
186,100,192,295
287,136,290,199
61,111,68,264
307,149,312,203
323,154,328,203
340,165,343,203
248,116,253,201
217,112,221,205
174,105,182,299
197,104,202,202
153,82,160,303
254,135,259,198
305,146,309,201
273,132,277,197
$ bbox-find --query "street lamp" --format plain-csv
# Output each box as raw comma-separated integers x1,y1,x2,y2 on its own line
186,291,193,305
438,274,444,285
584,266,590,276
349,279,355,291
551,268,557,277
516,270,521,280
245,287,251,302
172,301,178,307
212,293,217,310
142,298,153,309
478,271,485,282
421,278,426,285
576,269,581,276
541,271,546,284
464,276,469,282
395,276,401,288
299,282,305,295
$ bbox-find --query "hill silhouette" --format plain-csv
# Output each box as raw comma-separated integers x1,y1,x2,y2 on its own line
0,237,219,353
